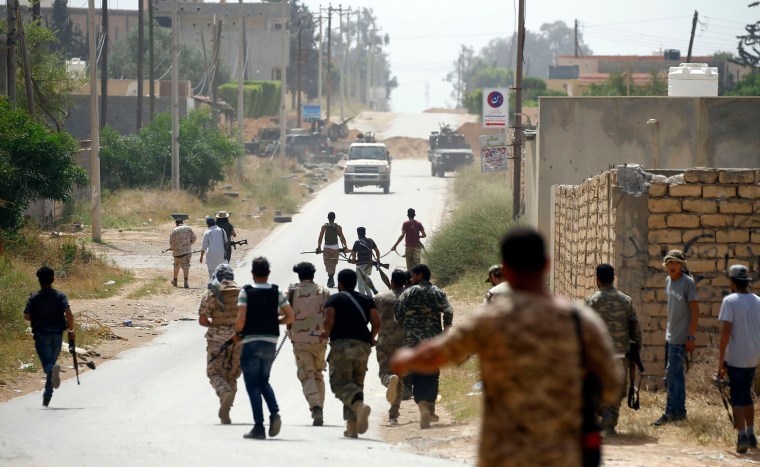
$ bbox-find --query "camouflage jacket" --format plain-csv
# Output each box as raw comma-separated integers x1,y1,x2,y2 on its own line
169,225,197,256
394,281,453,347
437,292,621,467
374,288,404,348
198,280,240,341
289,280,330,344
586,285,642,357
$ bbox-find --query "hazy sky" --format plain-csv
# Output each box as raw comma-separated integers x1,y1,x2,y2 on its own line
71,0,754,112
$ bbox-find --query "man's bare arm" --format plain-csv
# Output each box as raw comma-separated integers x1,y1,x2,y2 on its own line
279,304,295,325
337,225,348,249
390,340,448,375
391,231,405,251
324,306,335,335
317,225,326,249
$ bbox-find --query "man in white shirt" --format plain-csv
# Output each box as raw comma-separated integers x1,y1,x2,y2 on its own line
200,216,228,279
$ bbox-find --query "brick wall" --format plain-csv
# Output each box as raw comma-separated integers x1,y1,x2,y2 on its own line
552,166,760,382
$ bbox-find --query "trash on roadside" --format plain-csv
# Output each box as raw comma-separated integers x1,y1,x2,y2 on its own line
123,320,133,327
104,280,116,286
18,363,33,371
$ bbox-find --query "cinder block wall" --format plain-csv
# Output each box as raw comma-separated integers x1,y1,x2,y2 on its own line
553,167,760,381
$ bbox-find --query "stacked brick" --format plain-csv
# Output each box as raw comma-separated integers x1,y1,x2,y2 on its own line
553,171,616,301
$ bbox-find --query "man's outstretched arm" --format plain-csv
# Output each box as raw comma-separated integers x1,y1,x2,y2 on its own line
390,340,448,375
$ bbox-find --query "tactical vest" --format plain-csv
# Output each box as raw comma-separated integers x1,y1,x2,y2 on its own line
210,286,240,328
241,285,280,337
324,223,338,245
26,289,67,334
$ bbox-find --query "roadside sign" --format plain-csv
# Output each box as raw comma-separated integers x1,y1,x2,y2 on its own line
479,134,508,173
482,88,509,128
303,104,321,122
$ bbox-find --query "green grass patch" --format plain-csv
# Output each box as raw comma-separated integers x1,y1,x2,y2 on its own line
127,276,173,299
439,356,482,422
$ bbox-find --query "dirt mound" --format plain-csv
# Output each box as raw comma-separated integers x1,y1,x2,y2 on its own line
455,122,503,151
383,136,429,159
424,107,467,114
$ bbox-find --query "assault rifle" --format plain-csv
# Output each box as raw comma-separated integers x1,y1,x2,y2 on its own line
228,239,248,250
625,343,645,410
68,335,96,385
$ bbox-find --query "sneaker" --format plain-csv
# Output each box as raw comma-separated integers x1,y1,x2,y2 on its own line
269,413,281,437
738,433,750,453
652,413,685,426
51,364,61,389
183,280,189,289
311,406,324,427
243,424,266,440
749,433,758,449
171,278,178,287
352,401,371,434
218,392,234,424
386,375,399,403
389,417,399,426
42,394,51,407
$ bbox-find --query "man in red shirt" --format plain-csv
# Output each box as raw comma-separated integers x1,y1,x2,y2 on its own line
391,208,426,271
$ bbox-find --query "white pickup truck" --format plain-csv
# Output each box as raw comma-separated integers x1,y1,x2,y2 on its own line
343,142,391,194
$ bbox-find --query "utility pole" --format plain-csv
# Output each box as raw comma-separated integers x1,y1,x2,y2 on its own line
338,4,344,121
354,9,360,103
88,0,101,242
574,19,578,57
6,0,17,105
137,0,144,130
687,10,698,63
512,0,525,220
101,0,108,131
171,0,180,189
345,7,351,109
296,18,302,124
326,5,332,122
237,0,245,177
278,4,288,158
211,19,222,116
366,29,372,108
149,0,155,120
317,6,323,119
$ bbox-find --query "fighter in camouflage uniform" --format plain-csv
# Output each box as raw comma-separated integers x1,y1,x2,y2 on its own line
391,228,621,467
586,263,642,435
394,263,453,428
287,262,330,426
169,219,197,288
198,263,242,424
374,269,409,425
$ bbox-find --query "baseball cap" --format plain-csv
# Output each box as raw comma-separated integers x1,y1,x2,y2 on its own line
663,249,687,267
485,264,501,282
215,211,229,219
729,264,752,280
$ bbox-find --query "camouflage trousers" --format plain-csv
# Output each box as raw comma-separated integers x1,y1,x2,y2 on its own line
376,344,403,418
173,253,192,275
292,342,327,409
327,339,371,421
404,246,422,271
323,248,340,275
598,357,628,431
206,337,242,397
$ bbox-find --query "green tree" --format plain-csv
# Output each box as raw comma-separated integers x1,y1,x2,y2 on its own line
49,0,87,59
0,99,89,235
100,107,242,197
736,2,760,70
584,72,667,97
727,72,760,95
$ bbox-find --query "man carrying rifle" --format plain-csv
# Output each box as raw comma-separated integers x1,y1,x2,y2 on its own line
198,263,242,424
215,211,237,262
316,212,348,288
169,218,197,288
586,263,642,436
350,227,381,297
23,266,75,407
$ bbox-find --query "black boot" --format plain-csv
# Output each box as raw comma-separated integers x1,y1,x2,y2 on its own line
327,275,335,288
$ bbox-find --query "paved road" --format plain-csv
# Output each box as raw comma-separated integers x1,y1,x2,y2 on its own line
0,159,465,466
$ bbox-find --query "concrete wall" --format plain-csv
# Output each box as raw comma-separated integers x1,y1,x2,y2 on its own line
530,97,760,241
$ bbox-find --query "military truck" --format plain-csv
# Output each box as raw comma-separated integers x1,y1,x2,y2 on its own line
427,124,474,177
343,140,391,194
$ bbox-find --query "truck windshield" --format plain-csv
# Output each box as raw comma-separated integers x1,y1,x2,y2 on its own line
349,147,386,160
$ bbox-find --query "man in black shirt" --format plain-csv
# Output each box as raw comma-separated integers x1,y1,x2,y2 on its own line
215,211,237,262
23,266,75,407
324,269,381,438
350,227,381,297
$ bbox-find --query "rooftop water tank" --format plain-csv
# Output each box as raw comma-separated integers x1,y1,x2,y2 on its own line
668,63,718,97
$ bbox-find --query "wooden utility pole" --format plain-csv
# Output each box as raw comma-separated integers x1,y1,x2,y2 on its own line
137,0,144,130
210,19,222,115
100,0,108,131
345,7,351,108
317,7,323,118
149,0,155,120
6,0,17,105
278,2,288,158
512,0,525,220
338,4,343,121
237,0,244,176
574,19,578,57
171,0,180,189
326,5,332,121
687,10,698,63
88,0,102,242
296,19,302,124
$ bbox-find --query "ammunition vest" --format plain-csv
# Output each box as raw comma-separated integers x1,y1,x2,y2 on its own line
324,223,338,245
241,285,280,338
210,286,240,328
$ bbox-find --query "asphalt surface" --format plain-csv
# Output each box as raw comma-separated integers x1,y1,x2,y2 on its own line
0,159,465,466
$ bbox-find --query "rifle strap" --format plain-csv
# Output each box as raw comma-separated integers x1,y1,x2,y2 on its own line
341,291,368,322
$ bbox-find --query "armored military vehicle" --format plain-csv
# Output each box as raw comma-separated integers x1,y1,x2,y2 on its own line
427,124,474,177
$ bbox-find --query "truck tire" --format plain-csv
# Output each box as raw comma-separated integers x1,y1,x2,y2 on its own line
344,181,353,194
431,163,436,176
382,182,390,194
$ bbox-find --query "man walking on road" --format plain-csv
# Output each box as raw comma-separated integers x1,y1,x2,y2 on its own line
200,216,228,279
391,227,621,467
374,269,409,425
391,208,426,271
653,249,700,426
316,212,348,288
287,262,330,426
350,227,381,297
234,257,295,440
199,264,242,424
215,211,237,263
586,263,642,436
169,218,196,288
718,264,760,453
394,264,453,428
323,269,381,438
24,266,76,407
